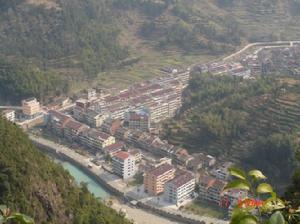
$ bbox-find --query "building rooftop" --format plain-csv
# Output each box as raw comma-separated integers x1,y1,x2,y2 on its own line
2,109,14,114
199,175,216,189
168,172,194,188
148,163,174,177
65,119,87,130
88,130,111,141
23,97,37,103
49,110,71,123
103,141,125,152
113,151,131,161
212,179,227,191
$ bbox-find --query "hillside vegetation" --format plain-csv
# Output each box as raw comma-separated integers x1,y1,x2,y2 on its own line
0,59,69,103
1,0,300,101
0,117,131,224
162,73,300,190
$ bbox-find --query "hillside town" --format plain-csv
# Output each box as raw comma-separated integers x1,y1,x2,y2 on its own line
2,42,300,220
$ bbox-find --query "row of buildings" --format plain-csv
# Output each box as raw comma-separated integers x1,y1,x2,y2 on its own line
70,71,190,132
196,44,300,79
48,110,117,151
1,97,41,122
144,162,196,206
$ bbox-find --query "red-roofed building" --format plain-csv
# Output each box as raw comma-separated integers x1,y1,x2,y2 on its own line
112,151,136,179
164,171,195,205
124,110,150,132
144,163,175,196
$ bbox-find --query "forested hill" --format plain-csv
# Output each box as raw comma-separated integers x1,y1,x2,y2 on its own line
2,0,300,102
162,73,300,191
0,117,131,224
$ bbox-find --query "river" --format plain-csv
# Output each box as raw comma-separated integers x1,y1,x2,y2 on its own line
52,157,110,199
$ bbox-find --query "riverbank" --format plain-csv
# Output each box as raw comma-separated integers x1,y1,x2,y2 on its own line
52,157,110,199
29,134,228,224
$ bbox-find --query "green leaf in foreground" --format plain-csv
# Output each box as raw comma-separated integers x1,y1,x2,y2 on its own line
269,211,285,224
229,166,247,180
256,183,273,194
224,179,250,191
230,210,258,224
8,213,34,224
261,197,285,213
248,170,267,180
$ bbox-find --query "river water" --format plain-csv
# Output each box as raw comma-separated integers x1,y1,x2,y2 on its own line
53,158,110,199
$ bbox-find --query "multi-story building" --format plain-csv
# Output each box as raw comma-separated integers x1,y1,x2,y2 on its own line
103,141,125,156
22,98,40,117
86,109,109,128
124,110,150,132
112,151,136,179
64,120,89,141
86,88,97,100
79,129,115,150
128,148,142,163
164,171,195,205
101,118,122,135
144,163,175,196
1,110,15,122
48,110,72,136
198,175,227,205
221,189,248,211
212,162,233,181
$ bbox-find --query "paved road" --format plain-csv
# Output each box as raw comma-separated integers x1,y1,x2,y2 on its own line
112,201,183,224
222,40,300,62
0,106,22,110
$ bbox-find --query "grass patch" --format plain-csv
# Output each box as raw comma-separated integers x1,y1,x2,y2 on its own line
128,173,143,187
183,199,226,219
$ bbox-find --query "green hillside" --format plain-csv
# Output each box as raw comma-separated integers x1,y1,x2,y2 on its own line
162,73,300,190
0,117,130,224
1,0,300,100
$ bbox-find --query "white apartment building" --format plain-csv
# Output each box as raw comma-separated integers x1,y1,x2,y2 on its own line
1,110,15,122
164,172,195,205
112,151,136,179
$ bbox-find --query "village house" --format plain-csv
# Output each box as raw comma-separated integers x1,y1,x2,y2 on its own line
48,110,72,136
22,98,41,117
164,171,196,206
1,109,15,122
112,151,136,179
198,175,227,205
144,163,176,196
79,129,115,150
102,141,125,156
64,120,89,141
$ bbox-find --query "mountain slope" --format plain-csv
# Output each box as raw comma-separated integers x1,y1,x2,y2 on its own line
161,73,300,189
1,0,300,101
0,117,130,224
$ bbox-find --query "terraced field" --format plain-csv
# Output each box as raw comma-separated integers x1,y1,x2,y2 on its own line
162,76,300,161
230,92,300,160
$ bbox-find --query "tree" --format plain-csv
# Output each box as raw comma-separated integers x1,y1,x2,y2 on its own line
0,205,34,224
225,167,300,224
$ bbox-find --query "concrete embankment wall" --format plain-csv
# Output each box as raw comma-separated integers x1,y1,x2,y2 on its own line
136,202,205,224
